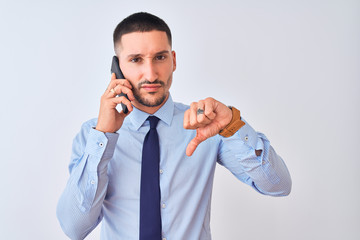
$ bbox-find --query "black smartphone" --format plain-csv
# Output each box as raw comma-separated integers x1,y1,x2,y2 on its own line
111,56,129,114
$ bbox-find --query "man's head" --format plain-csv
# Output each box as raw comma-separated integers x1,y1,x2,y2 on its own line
113,12,172,50
113,12,176,112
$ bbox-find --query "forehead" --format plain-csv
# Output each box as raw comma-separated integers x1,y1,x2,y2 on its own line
118,31,171,56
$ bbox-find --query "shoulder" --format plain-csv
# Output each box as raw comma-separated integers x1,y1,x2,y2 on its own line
173,101,190,114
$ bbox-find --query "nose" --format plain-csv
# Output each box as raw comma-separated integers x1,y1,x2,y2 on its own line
142,60,158,82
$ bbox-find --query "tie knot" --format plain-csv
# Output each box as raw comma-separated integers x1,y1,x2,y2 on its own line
147,116,159,129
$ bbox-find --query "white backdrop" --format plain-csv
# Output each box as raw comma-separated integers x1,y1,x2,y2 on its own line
1,0,359,239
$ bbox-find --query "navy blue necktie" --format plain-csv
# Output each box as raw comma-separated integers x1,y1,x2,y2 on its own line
140,116,162,240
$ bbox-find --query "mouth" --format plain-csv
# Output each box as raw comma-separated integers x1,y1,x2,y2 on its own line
141,84,162,92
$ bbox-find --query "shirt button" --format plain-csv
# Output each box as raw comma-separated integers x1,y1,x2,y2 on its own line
90,180,96,185
262,160,265,165
159,169,164,174
162,203,166,209
244,136,249,141
99,142,104,147
162,238,167,240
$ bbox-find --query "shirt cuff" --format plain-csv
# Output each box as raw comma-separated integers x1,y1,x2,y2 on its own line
220,119,263,150
84,128,119,171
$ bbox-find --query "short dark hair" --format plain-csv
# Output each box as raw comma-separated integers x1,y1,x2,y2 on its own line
113,12,172,50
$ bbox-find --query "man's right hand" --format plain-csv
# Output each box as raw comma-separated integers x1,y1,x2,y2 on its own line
95,73,135,133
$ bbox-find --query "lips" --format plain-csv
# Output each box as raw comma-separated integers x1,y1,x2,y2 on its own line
141,84,162,92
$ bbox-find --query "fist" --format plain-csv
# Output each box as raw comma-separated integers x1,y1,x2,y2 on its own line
183,97,232,156
95,73,135,133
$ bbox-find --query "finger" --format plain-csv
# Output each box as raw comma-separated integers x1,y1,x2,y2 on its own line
105,74,115,92
189,102,199,127
105,87,119,98
112,95,134,113
186,134,206,156
197,114,212,125
196,100,205,117
106,80,133,92
183,109,191,129
183,118,207,130
106,84,135,100
204,99,216,120
113,84,135,101
196,100,212,125
115,79,132,89
111,72,125,81
184,109,199,129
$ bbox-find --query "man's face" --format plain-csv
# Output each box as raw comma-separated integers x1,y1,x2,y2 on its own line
117,31,176,108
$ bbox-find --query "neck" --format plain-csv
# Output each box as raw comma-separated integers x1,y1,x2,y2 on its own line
132,94,169,114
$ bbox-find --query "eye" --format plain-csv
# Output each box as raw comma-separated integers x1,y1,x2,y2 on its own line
155,55,166,61
130,57,141,63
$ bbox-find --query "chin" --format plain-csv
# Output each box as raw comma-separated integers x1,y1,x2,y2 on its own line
136,93,167,108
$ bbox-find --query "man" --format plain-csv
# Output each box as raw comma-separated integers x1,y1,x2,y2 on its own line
57,12,291,240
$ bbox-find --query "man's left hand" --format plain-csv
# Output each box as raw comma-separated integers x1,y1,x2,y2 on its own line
183,97,232,156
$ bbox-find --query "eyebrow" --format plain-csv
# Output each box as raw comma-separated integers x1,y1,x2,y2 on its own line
127,50,170,59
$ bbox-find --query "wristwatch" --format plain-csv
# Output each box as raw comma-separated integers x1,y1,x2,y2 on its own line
219,106,245,137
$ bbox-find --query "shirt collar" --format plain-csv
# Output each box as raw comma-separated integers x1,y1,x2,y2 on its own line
127,94,174,131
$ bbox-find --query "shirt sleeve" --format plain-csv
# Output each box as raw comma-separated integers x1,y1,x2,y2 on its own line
217,119,292,196
56,119,119,240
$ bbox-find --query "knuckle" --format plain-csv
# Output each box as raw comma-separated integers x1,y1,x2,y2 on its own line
205,97,214,102
123,87,131,94
190,118,197,126
119,96,127,102
204,109,212,115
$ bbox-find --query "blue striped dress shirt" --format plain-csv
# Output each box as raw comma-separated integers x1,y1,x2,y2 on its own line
57,95,291,240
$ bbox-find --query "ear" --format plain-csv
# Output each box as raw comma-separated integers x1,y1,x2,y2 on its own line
172,50,177,72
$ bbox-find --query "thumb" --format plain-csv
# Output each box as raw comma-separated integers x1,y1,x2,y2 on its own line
186,134,206,156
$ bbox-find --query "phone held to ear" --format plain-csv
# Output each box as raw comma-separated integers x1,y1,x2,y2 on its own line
111,56,129,114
